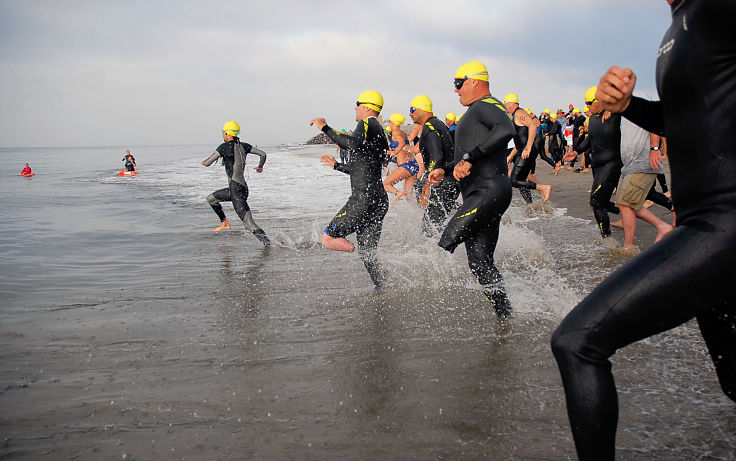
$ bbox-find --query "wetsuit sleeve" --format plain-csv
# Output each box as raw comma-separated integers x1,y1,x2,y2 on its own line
248,146,267,169
465,102,516,164
202,151,222,166
574,134,590,153
423,126,444,171
322,121,365,152
621,96,665,136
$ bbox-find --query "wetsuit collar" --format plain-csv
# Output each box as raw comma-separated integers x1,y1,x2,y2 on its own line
670,0,685,14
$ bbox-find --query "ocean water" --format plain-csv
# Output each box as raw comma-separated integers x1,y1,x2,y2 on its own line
0,144,733,460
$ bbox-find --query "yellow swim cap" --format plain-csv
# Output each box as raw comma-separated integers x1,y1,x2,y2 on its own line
222,120,240,137
572,107,581,114
550,113,557,121
454,61,489,82
445,112,457,121
544,108,551,114
584,86,598,104
357,90,383,113
389,113,405,126
410,94,433,113
503,93,519,104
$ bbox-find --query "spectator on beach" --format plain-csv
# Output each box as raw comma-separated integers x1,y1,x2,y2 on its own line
609,118,673,251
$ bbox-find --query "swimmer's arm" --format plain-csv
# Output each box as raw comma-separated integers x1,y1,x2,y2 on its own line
574,134,590,154
464,108,516,164
321,122,363,151
248,146,267,169
201,151,221,166
621,96,665,137
424,131,443,172
507,147,518,165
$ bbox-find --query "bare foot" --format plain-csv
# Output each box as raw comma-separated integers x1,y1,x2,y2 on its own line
321,233,355,252
213,220,231,232
554,163,561,176
539,184,551,203
391,191,406,205
610,219,623,229
581,168,590,173
654,223,674,243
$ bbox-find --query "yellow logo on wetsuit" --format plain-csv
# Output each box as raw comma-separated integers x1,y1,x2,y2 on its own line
457,208,478,218
482,97,512,120
335,211,347,218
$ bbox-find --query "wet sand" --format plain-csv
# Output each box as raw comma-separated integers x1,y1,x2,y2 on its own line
2,154,734,461
532,160,675,252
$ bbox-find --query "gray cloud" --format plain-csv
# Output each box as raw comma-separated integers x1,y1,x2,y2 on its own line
0,0,672,147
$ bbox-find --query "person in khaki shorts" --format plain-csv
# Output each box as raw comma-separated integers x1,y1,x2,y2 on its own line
612,117,673,250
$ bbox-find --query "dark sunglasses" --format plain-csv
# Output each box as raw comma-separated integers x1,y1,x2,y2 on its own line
453,78,468,90
585,100,595,106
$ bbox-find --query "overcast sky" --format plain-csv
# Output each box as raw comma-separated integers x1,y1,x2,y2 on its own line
0,1,672,148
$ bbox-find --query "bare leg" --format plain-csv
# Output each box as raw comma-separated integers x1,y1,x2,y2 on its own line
322,233,355,252
383,167,411,196
633,206,674,243
537,184,552,203
619,205,637,249
213,219,231,232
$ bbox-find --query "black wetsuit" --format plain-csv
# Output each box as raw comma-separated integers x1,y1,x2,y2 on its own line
509,107,540,204
536,116,557,169
202,140,270,246
583,112,623,237
438,96,515,319
322,117,389,289
546,119,563,164
552,1,736,460
419,116,459,235
122,155,136,171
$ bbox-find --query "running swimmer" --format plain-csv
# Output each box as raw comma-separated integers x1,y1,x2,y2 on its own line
428,61,515,319
445,112,457,141
410,95,459,235
503,92,552,204
310,90,390,290
383,113,422,204
200,121,271,247
577,85,622,239
552,1,736,459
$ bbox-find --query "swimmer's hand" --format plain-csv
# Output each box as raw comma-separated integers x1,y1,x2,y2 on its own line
254,167,263,173
521,147,531,159
320,154,336,169
427,168,445,186
453,160,472,181
597,66,637,113
310,118,327,130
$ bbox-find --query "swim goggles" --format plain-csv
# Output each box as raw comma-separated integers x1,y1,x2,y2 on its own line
453,71,488,90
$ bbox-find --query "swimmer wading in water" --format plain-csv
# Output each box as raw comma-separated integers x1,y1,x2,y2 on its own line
201,120,271,247
310,90,390,290
428,61,515,319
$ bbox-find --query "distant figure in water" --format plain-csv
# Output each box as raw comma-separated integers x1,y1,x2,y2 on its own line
310,90,389,290
20,163,32,176
122,150,136,172
200,120,270,247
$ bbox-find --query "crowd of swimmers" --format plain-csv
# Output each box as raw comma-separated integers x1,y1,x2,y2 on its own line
201,1,736,456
